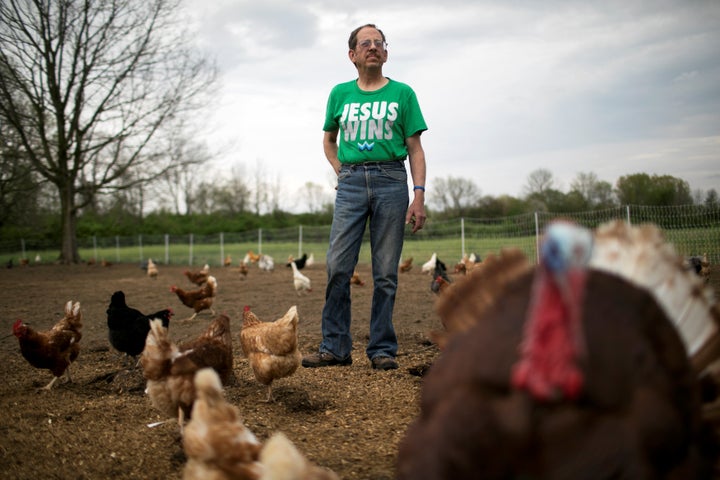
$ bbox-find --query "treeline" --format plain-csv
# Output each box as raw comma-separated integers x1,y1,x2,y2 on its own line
428,169,718,218
2,168,717,248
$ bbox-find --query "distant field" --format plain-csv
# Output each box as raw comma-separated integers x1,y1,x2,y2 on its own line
3,235,541,268
5,204,719,269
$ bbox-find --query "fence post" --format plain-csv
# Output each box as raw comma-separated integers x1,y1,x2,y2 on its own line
20,238,26,259
460,218,465,259
189,233,194,266
299,225,303,257
164,234,169,265
139,234,143,263
115,236,119,262
534,212,540,264
626,205,631,225
258,228,263,254
93,235,98,261
220,232,225,266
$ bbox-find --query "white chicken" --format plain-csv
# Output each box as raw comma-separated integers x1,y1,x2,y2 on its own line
421,252,437,274
290,261,312,296
305,253,315,268
258,254,274,272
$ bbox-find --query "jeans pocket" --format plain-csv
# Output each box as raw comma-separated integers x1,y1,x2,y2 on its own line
337,167,352,183
378,162,407,182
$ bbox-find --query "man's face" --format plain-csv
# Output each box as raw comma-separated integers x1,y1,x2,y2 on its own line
349,27,387,68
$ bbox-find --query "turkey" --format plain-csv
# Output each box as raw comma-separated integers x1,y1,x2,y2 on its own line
398,220,719,479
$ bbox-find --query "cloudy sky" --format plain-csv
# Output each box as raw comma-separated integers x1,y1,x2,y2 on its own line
181,0,720,211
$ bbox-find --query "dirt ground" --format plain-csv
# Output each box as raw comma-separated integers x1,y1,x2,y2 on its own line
2,258,718,480
0,260,444,480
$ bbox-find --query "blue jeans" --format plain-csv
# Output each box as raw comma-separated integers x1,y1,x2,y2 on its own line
320,161,408,361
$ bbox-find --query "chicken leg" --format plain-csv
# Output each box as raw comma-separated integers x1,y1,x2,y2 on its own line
264,385,275,403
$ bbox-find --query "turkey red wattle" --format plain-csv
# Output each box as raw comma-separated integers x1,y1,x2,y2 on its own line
511,221,592,401
512,266,588,401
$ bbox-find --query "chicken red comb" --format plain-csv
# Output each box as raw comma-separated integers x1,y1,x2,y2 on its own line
243,305,252,312
11,319,24,334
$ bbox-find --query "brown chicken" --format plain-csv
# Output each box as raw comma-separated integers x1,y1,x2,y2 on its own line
350,270,365,286
452,261,466,274
245,250,260,264
398,221,719,478
171,275,217,320
430,275,451,295
141,312,233,427
183,368,263,480
240,305,301,402
184,264,210,286
238,263,249,280
223,255,232,267
12,300,83,390
259,432,339,480
183,369,338,480
147,258,158,279
454,253,481,274
399,256,413,273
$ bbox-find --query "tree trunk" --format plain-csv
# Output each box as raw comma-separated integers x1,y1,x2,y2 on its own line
59,183,80,264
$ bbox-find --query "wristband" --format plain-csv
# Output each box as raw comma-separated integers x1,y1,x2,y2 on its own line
413,186,425,192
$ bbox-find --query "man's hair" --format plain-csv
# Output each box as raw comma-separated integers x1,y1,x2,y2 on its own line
348,24,386,50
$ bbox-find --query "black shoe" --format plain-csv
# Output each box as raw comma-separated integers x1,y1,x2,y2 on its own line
371,356,398,371
302,351,352,368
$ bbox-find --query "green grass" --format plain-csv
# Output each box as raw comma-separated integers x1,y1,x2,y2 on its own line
3,236,540,268
3,226,716,268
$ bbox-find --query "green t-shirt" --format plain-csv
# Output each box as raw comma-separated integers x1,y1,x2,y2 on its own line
323,78,427,164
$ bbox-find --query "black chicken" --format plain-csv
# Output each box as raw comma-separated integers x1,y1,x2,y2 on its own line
286,253,308,270
430,257,451,294
106,291,173,362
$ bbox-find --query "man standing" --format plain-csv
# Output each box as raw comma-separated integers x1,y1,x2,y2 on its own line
302,24,428,371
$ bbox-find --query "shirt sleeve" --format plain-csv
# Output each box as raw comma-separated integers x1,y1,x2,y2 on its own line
323,87,340,132
402,88,428,139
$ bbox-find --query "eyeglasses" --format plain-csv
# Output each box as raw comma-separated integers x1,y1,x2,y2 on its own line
357,39,387,51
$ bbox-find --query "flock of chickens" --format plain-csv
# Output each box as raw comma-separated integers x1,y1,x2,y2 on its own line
11,252,337,479
11,220,720,479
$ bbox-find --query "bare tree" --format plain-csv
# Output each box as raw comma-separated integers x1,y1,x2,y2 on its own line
570,171,616,208
429,176,481,216
0,131,41,228
302,181,328,213
251,160,269,215
208,167,251,215
154,124,214,215
267,172,283,213
0,0,217,262
523,168,555,197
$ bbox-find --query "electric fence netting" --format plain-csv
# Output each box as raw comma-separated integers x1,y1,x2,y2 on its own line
2,205,718,267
